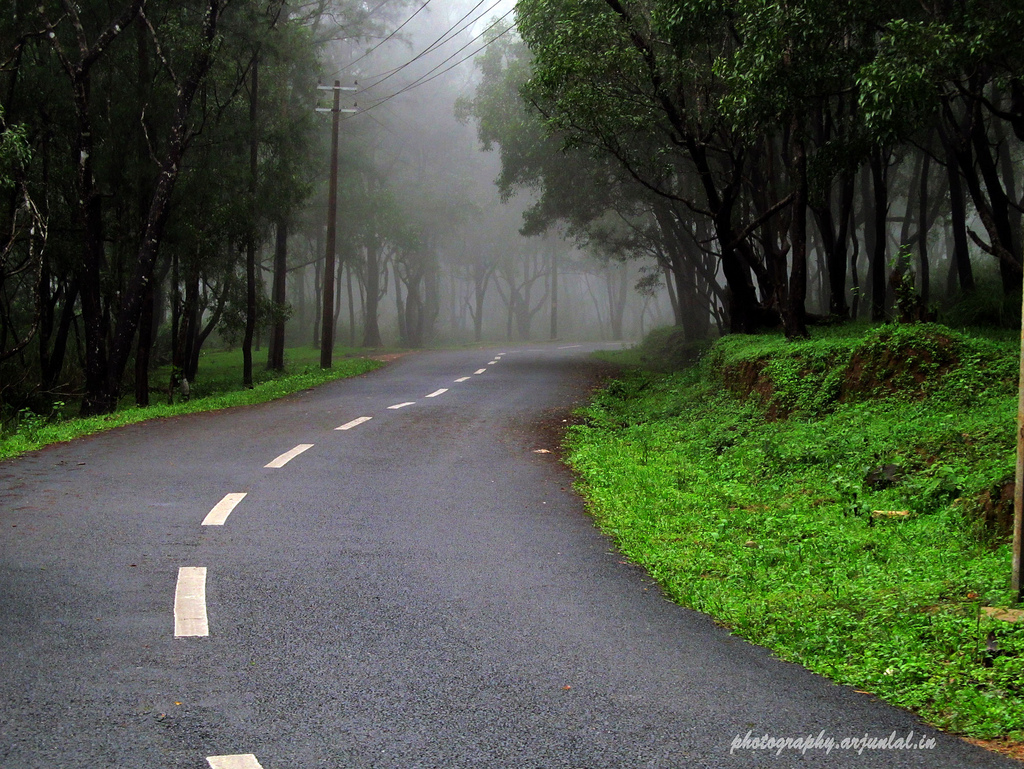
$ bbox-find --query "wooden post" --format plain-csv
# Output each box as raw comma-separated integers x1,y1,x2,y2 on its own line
320,81,341,370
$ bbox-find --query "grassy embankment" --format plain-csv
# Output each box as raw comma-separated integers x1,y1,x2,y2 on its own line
0,346,385,461
571,323,1024,745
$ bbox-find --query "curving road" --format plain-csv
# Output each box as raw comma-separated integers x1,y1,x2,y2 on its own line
0,344,1017,768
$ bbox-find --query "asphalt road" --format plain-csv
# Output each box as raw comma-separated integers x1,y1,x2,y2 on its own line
0,343,1018,768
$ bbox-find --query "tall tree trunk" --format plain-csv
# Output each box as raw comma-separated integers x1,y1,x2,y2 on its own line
312,257,321,347
969,97,1020,290
549,245,558,340
362,241,382,347
189,272,231,381
42,281,79,392
850,209,861,320
332,252,343,342
55,1,144,415
473,263,490,343
506,284,515,341
607,263,628,341
831,171,855,317
919,152,931,304
406,276,423,347
242,54,259,387
134,281,153,406
944,135,975,293
394,261,407,345
179,263,199,390
869,150,888,321
423,252,439,345
346,259,356,346
784,128,809,338
133,12,153,407
662,262,681,325
170,250,180,401
86,0,223,413
268,217,287,371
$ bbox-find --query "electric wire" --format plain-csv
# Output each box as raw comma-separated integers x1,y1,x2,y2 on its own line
355,0,501,90
344,11,514,119
363,6,513,97
329,0,432,76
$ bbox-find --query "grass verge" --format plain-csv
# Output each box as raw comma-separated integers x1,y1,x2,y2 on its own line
567,324,1024,744
0,349,385,462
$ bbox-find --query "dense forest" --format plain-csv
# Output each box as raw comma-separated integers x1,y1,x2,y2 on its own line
1,0,1023,419
472,0,1024,340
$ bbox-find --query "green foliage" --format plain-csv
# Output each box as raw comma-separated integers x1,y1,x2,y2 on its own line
568,324,1024,739
0,348,384,461
705,323,1016,416
944,275,1024,331
0,108,29,191
636,325,710,371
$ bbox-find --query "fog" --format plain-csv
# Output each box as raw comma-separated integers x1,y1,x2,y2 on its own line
281,0,670,350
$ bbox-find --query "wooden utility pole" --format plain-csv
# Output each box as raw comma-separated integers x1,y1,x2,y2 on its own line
320,82,341,370
317,82,357,369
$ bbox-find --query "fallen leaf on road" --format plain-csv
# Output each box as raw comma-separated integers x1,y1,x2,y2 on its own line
533,449,551,454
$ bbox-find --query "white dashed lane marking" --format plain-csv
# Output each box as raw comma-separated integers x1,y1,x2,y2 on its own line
336,416,373,431
488,360,498,364
207,756,264,769
174,567,208,637
264,444,313,468
454,376,470,382
202,493,246,526
388,402,416,410
474,368,487,375
426,389,448,398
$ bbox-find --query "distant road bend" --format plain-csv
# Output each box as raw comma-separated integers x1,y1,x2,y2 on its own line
0,344,1016,768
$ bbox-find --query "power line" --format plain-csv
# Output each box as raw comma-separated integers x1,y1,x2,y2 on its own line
346,12,515,119
315,0,394,41
357,0,502,91
328,0,433,77
363,6,513,97
377,8,514,94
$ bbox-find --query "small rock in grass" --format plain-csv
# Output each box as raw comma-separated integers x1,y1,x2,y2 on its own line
982,606,1024,623
865,463,904,489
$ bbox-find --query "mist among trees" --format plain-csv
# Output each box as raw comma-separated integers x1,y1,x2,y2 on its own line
2,0,1023,418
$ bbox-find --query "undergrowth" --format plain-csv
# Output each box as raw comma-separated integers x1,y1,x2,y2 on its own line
0,353,384,461
568,324,1024,740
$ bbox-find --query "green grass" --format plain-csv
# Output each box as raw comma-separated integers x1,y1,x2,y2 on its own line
567,324,1024,740
0,346,386,461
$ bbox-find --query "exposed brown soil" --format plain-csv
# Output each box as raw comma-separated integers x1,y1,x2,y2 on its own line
721,358,787,417
841,333,958,400
976,477,1017,539
718,328,962,419
963,736,1024,762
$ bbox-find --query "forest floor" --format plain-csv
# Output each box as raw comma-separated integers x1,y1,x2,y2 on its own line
0,345,389,462
567,323,1024,758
